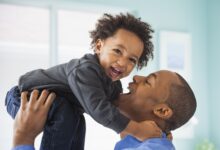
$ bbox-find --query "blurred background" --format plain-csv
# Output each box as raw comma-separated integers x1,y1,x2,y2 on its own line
0,0,219,150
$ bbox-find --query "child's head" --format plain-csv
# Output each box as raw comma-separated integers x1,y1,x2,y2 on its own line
90,13,154,81
117,70,197,132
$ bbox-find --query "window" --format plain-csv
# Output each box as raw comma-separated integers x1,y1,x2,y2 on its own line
0,4,49,149
58,10,101,63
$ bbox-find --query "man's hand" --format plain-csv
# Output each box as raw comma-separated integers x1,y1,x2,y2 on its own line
120,120,162,141
13,90,56,147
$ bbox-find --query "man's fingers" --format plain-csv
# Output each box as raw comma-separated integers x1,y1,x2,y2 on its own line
44,92,56,110
29,90,39,104
38,90,49,104
21,91,28,109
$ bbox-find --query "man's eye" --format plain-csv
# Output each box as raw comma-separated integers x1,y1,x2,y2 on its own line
145,80,150,85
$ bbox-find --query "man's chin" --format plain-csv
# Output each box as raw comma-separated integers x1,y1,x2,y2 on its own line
119,92,131,101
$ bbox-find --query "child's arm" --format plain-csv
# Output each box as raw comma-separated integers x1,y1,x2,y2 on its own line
120,120,162,141
68,62,130,133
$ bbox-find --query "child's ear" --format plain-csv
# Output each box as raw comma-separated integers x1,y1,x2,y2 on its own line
95,39,103,54
153,103,173,120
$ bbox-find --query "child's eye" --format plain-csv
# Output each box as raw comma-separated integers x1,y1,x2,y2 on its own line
113,49,122,54
129,58,137,64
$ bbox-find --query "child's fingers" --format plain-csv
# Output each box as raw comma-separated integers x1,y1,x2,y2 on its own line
21,91,28,108
44,92,56,111
149,121,162,137
150,128,162,138
157,130,163,138
167,132,173,141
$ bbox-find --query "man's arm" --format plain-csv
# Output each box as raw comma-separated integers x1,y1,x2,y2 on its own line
12,90,56,149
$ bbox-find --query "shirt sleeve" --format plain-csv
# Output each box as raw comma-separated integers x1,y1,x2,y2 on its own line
12,145,35,150
67,62,129,133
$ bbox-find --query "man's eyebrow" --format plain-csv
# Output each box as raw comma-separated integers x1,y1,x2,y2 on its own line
149,73,157,79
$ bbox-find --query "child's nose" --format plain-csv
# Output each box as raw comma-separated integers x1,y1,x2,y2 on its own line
117,58,127,68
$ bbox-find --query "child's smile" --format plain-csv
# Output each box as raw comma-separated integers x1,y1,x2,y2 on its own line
95,28,144,81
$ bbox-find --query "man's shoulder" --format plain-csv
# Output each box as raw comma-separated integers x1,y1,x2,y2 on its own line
12,145,35,150
141,137,175,150
115,135,175,150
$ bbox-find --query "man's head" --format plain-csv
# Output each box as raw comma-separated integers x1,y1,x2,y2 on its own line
117,70,197,132
90,13,154,81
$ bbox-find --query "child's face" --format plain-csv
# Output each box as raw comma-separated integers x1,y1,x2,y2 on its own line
118,70,181,121
95,29,144,81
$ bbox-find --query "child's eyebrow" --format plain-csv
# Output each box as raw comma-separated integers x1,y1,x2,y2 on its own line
116,44,126,50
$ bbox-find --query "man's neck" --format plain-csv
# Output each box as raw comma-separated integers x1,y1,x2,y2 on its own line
116,99,169,133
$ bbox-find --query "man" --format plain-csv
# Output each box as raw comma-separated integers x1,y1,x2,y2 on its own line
114,70,197,149
12,70,196,150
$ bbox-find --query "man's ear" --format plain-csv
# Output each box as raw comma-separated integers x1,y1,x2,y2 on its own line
153,103,173,120
95,39,103,54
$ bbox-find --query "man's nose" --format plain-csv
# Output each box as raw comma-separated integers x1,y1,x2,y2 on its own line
133,75,143,83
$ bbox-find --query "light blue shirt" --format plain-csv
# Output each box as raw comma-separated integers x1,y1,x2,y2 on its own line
12,145,35,150
114,133,175,150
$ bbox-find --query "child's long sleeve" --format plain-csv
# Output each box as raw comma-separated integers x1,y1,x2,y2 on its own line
67,60,129,133
18,54,130,133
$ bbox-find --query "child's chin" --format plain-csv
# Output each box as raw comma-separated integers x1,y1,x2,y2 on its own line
111,77,120,81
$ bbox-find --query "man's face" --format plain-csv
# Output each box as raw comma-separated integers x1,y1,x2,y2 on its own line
119,70,180,121
95,29,144,81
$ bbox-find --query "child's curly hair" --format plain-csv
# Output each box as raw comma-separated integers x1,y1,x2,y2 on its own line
90,13,154,69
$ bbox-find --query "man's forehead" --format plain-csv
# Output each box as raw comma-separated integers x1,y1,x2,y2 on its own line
152,70,181,84
154,70,175,77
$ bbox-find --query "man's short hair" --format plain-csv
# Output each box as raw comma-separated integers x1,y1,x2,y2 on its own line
165,73,197,131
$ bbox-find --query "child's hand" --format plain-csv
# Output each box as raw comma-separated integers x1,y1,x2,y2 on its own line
166,131,173,141
121,120,162,141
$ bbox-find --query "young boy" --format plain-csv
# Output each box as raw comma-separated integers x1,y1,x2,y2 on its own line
114,70,197,149
6,13,161,150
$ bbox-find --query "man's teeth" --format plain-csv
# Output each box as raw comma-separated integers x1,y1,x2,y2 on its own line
124,90,131,95
127,87,133,93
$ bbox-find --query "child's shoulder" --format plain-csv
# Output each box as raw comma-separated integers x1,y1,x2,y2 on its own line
68,53,99,67
66,54,104,75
